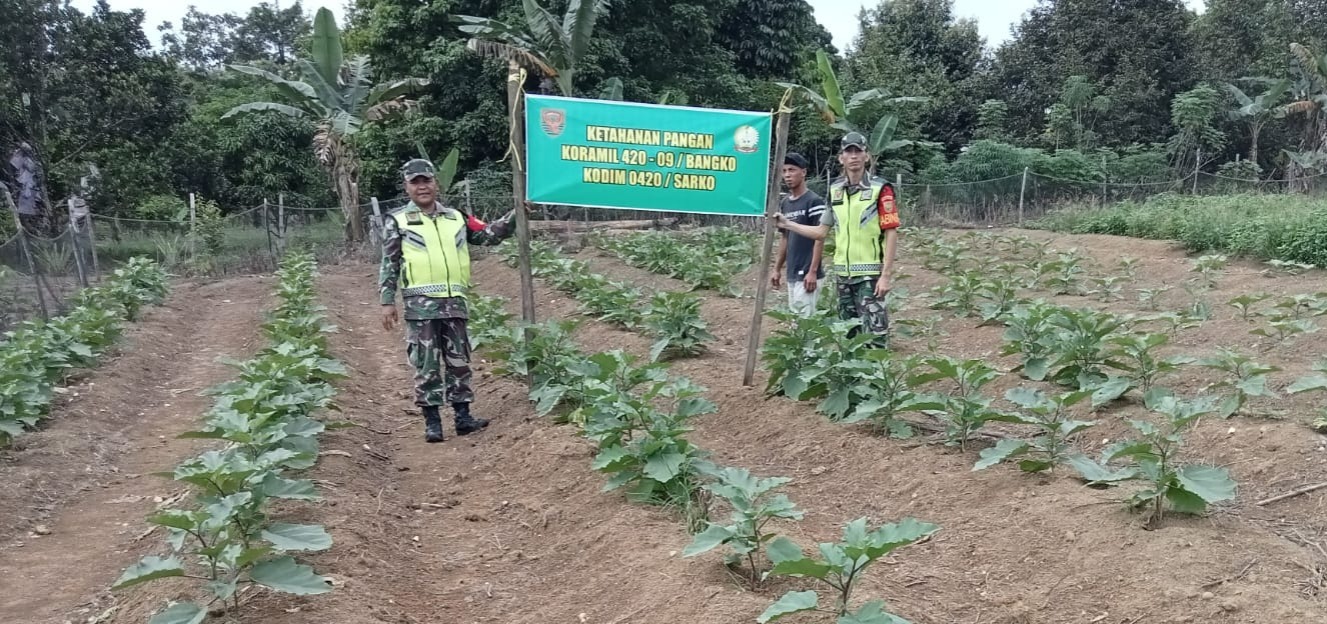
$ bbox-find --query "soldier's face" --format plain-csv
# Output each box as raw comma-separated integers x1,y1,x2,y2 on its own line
839,147,868,175
407,175,438,206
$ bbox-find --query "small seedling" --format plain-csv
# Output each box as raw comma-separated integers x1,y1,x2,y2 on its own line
643,291,714,361
1264,259,1315,275
684,467,803,586
1136,286,1173,311
1227,293,1269,322
976,388,1096,473
1088,275,1129,302
842,352,933,438
910,357,1004,447
1069,390,1235,528
760,517,939,623
1104,333,1195,399
1190,254,1228,290
1196,348,1281,417
1118,257,1141,281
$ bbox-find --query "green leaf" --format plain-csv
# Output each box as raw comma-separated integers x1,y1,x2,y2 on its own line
840,601,911,624
1165,486,1209,515
1090,377,1133,407
1175,465,1237,504
1017,459,1054,473
1067,455,1134,483
112,556,184,590
260,475,320,500
816,50,845,120
682,524,734,557
861,518,939,559
1004,387,1048,410
249,556,333,595
262,523,334,552
765,536,804,564
311,8,344,89
643,451,686,483
869,115,899,155
973,439,1028,471
1288,374,1327,394
147,602,206,624
1023,357,1050,381
758,590,819,623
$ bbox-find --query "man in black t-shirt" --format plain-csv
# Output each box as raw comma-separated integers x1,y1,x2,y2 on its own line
771,152,826,316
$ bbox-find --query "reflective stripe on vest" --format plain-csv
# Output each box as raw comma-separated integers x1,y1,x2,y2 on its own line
830,180,885,278
393,207,471,299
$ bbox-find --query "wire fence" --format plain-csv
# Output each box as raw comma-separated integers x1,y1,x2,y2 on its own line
5,165,1324,332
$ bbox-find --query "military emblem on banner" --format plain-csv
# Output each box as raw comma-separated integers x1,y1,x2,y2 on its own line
733,125,760,153
541,108,566,137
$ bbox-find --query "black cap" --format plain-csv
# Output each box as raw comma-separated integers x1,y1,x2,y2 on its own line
401,158,436,181
784,152,809,170
840,132,868,152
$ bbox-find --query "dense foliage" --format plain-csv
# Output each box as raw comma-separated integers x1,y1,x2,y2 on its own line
5,0,1327,231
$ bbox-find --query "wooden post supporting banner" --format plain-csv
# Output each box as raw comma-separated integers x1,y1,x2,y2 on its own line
188,192,197,259
1018,167,1029,226
508,61,537,332
742,108,792,387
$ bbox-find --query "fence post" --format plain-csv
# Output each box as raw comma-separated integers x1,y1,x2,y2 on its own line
1192,148,1202,195
85,211,100,281
5,192,49,320
1100,155,1108,205
188,192,197,259
67,198,89,288
263,198,274,260
895,173,903,207
1018,167,1029,226
370,197,383,246
277,193,286,255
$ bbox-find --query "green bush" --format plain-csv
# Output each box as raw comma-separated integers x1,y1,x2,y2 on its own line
135,194,187,221
193,199,225,255
1033,193,1327,264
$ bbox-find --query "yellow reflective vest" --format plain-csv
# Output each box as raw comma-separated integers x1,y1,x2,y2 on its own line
392,207,472,299
828,178,899,278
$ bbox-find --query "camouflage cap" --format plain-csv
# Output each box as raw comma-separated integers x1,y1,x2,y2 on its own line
840,132,868,152
402,158,436,180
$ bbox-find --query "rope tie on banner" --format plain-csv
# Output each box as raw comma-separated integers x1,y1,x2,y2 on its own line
505,67,529,172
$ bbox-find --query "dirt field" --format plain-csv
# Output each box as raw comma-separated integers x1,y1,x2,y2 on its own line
2,229,1326,624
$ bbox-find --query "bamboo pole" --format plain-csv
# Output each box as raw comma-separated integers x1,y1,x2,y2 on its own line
188,192,197,259
742,108,792,387
508,61,537,331
4,188,48,319
67,199,88,288
1018,167,1029,226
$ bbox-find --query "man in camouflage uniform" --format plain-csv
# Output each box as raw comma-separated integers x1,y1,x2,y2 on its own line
773,132,900,345
381,158,518,442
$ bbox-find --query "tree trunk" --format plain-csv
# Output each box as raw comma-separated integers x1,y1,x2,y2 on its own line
1249,123,1261,167
331,140,365,242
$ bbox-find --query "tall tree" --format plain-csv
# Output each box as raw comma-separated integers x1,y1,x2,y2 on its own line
224,7,428,241
456,0,612,96
1224,79,1290,166
846,0,983,152
715,0,833,80
989,0,1197,146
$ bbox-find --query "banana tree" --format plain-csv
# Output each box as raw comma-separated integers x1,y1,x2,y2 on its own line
455,0,611,96
776,50,927,155
222,8,428,242
1284,43,1327,186
1225,79,1289,165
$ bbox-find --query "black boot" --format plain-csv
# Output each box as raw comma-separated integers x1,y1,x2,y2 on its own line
453,402,489,436
423,406,445,443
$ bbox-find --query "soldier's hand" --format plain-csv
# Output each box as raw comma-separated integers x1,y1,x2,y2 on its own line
382,304,399,331
874,276,891,298
770,213,787,230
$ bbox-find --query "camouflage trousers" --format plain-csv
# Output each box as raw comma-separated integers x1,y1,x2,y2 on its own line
405,318,474,407
837,277,890,343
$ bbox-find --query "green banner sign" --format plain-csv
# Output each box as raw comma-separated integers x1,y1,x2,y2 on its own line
525,94,773,216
